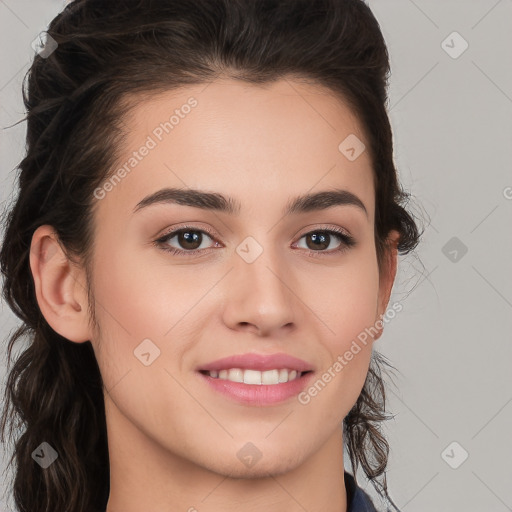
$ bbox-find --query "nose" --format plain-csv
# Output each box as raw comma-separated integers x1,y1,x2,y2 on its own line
222,244,297,337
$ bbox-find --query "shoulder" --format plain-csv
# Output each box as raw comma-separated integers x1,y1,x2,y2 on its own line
344,471,379,512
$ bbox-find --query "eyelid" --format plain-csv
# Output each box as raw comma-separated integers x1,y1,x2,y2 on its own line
295,223,352,239
155,222,220,241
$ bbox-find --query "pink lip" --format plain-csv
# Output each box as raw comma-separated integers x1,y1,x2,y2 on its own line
197,352,314,372
197,371,315,406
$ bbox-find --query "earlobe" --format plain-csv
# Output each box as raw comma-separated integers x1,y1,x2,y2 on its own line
29,225,92,343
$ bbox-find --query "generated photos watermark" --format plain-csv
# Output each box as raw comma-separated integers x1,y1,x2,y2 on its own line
298,301,403,405
93,97,198,200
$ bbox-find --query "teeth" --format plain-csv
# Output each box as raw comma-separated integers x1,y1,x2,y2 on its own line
208,368,303,385
228,368,244,383
262,369,279,384
244,369,262,385
278,369,289,383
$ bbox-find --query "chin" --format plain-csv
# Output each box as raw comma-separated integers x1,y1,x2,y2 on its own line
200,447,305,480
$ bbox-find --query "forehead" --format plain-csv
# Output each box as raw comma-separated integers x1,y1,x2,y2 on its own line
99,77,375,221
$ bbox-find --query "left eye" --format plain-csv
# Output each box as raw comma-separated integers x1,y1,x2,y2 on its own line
156,228,217,253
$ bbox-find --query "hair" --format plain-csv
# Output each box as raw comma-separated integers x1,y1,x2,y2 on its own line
0,0,423,511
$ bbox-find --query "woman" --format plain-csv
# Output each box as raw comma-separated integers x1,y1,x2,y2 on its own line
0,1,421,511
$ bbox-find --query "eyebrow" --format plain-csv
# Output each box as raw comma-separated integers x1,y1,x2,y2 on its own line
133,187,368,218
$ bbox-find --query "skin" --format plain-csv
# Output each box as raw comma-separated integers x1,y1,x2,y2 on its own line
30,77,399,512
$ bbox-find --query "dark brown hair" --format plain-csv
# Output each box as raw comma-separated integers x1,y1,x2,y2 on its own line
0,1,422,511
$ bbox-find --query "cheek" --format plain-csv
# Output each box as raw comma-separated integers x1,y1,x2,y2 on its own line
89,238,201,339
313,252,380,351
87,239,220,392
306,253,379,407
87,246,201,437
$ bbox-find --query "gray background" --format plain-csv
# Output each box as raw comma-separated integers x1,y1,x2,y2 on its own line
1,1,511,511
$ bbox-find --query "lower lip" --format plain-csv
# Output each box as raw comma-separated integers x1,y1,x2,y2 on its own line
197,371,314,406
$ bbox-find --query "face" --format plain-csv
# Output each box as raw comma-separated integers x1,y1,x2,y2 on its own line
82,78,397,477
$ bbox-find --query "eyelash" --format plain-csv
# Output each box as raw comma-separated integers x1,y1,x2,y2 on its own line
153,224,356,258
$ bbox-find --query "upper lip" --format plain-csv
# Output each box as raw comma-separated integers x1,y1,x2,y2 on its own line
198,352,314,372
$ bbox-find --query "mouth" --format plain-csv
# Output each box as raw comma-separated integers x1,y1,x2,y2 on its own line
197,367,315,406
196,352,315,405
198,368,313,385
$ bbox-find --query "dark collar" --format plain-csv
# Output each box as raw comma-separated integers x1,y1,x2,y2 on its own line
344,471,379,512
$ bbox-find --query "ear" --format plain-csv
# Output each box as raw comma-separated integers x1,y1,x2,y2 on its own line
29,225,93,343
373,229,400,341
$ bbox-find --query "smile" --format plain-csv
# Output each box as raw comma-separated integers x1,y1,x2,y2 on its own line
200,368,311,385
